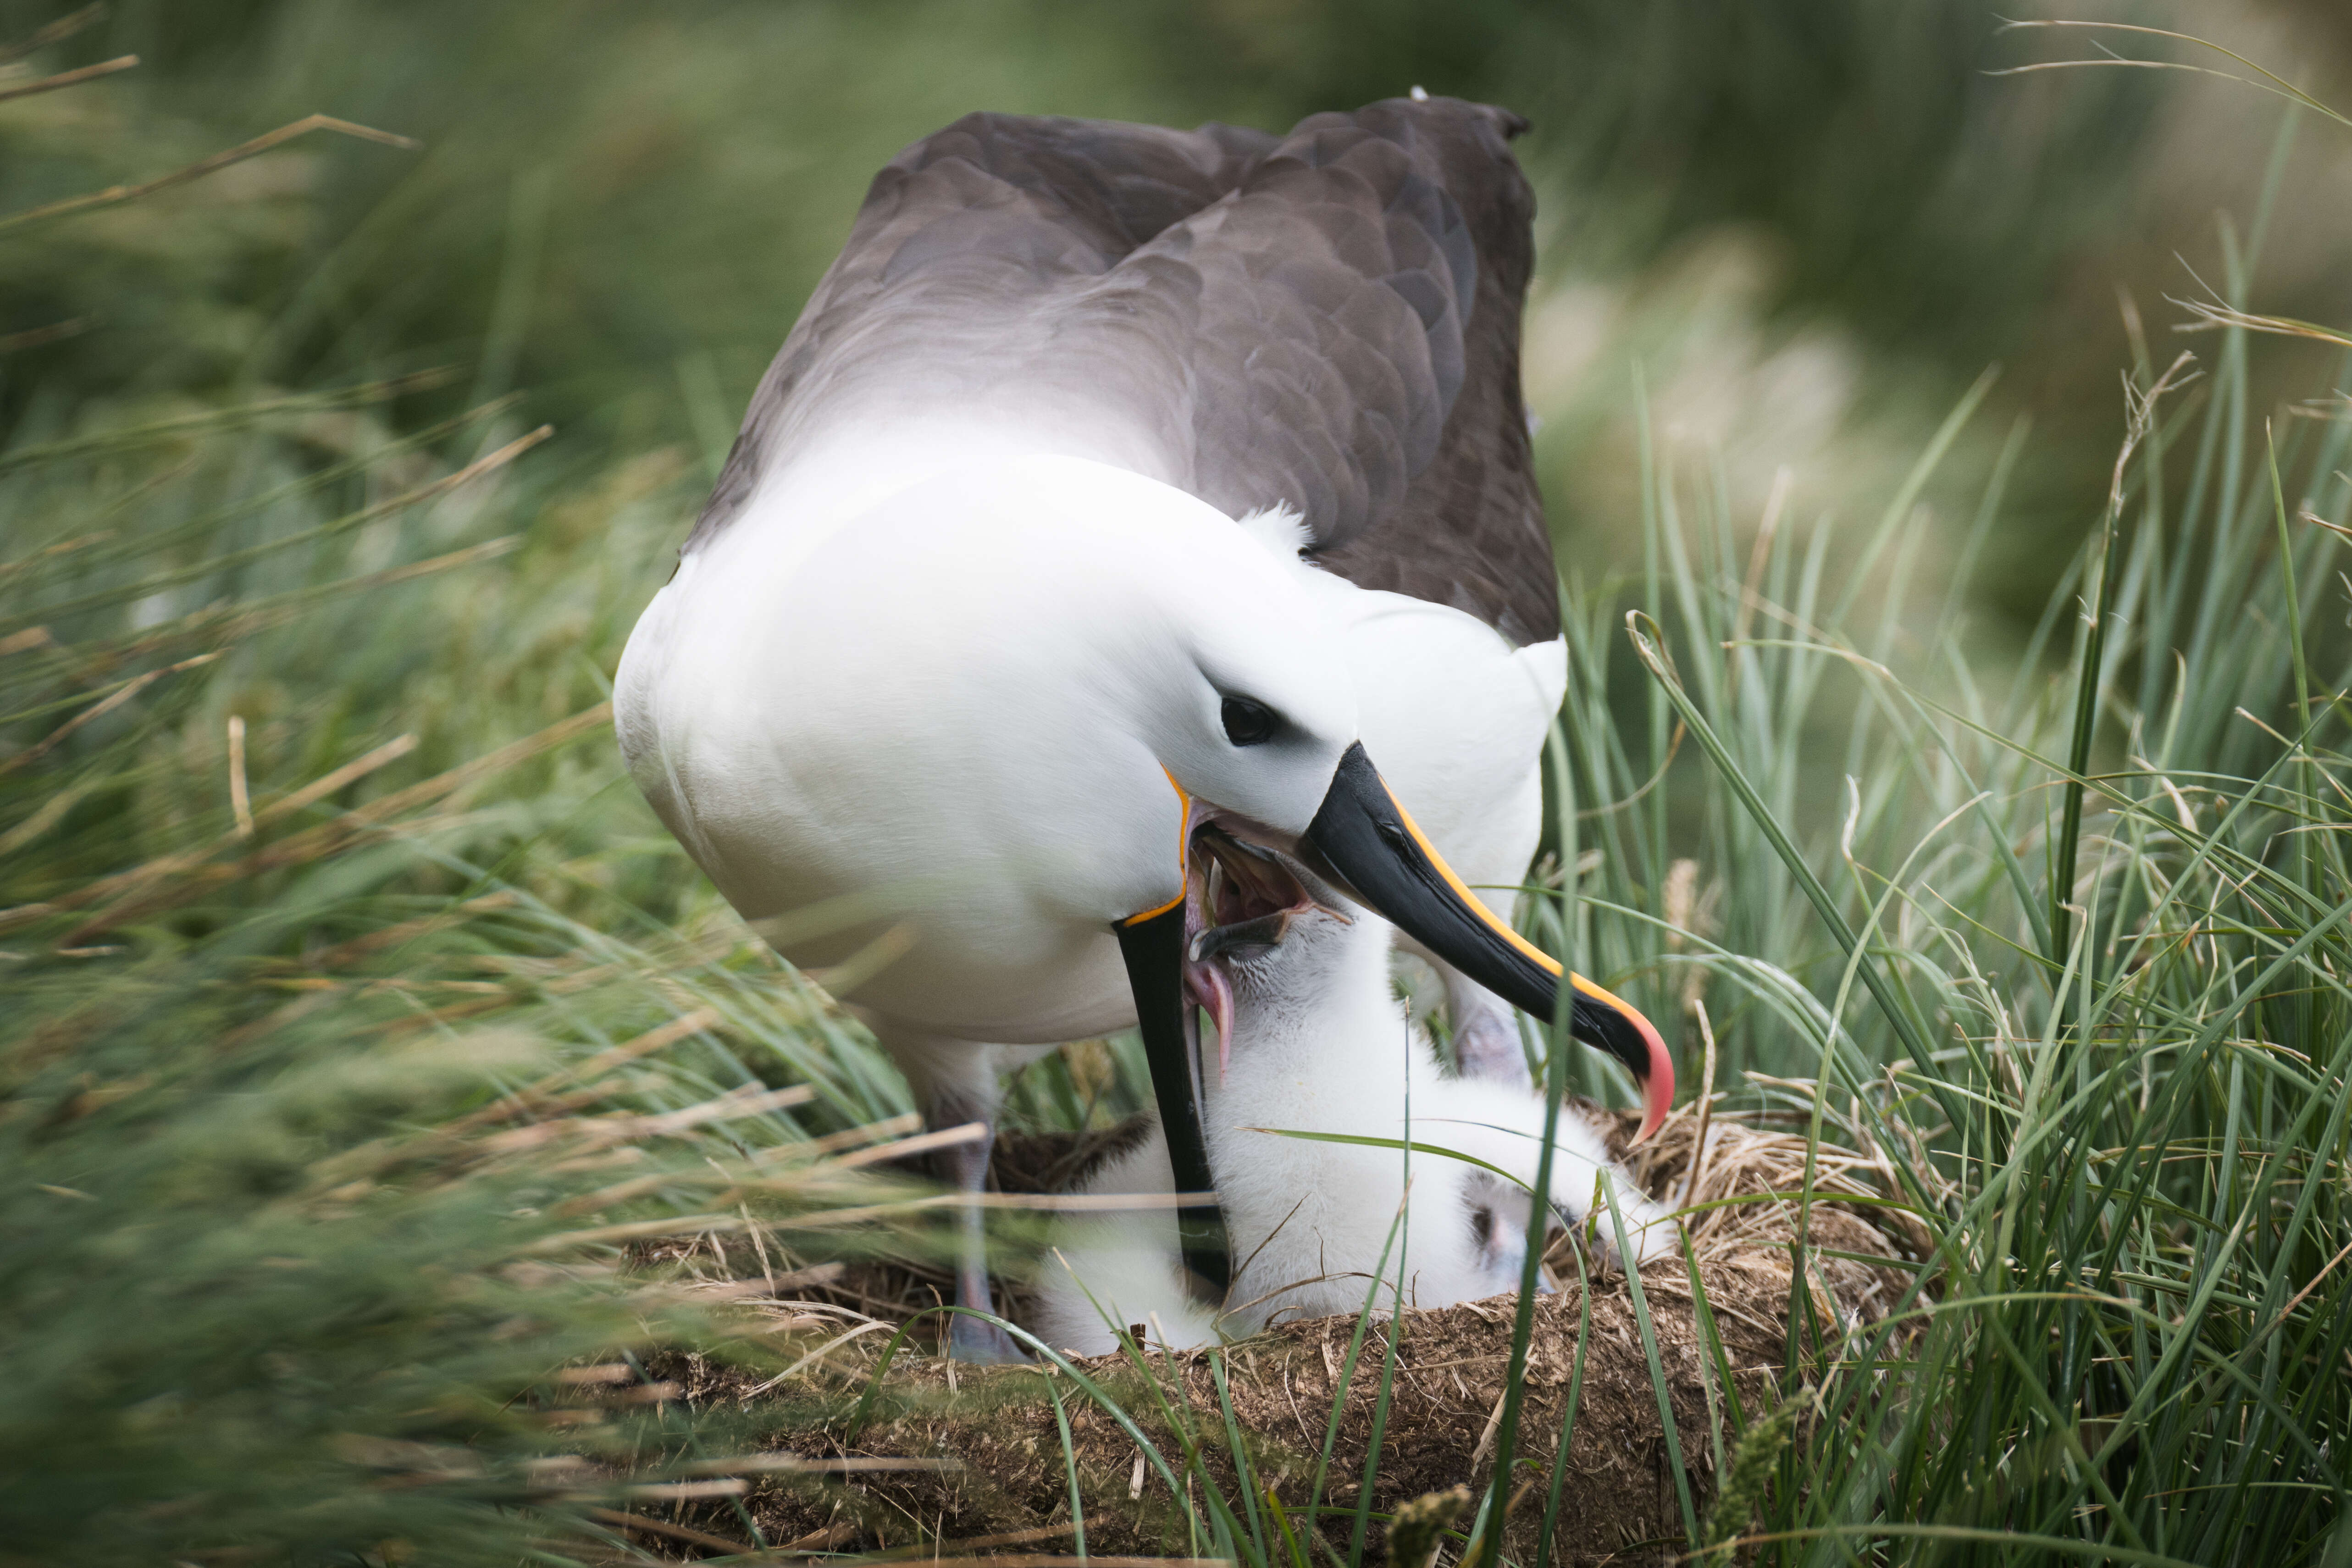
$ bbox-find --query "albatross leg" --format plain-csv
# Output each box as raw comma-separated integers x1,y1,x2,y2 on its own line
935,1098,1029,1363
886,1029,1033,1364
1443,968,1535,1089
1393,928,1534,1088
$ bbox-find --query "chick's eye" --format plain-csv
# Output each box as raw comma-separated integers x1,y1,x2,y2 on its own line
1220,696,1278,747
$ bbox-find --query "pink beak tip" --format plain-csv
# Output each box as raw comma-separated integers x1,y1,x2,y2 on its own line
1630,1013,1676,1144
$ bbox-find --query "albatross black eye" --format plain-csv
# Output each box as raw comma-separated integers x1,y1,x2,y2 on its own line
1220,696,1278,747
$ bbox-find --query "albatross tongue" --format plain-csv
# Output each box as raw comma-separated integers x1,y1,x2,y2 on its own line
1183,957,1236,1081
1182,829,1327,1082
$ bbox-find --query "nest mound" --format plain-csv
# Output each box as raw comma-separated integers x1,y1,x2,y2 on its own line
630,1095,1929,1566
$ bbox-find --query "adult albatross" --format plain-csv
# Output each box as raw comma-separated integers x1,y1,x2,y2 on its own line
615,94,1672,1361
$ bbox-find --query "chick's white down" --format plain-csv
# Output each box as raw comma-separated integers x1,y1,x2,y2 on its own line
1027,883,1675,1355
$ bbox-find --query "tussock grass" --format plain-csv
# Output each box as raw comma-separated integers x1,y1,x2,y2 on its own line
0,45,959,1565
1499,188,2352,1557
8,16,2352,1568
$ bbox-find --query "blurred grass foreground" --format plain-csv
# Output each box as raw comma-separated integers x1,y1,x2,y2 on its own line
8,5,2352,1566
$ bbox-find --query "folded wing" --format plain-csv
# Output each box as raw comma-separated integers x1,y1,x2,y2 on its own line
685,97,1556,644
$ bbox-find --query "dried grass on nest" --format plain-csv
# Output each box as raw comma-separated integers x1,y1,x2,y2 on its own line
612,1092,1934,1565
636,1120,1160,1339
1590,1083,1942,1342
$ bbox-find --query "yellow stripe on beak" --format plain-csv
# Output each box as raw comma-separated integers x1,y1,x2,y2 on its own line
1377,775,1565,977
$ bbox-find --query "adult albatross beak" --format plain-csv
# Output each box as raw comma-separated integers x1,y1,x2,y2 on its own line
1110,743,1675,1305
1299,742,1675,1141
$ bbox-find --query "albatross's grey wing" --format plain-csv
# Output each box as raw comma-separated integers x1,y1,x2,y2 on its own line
683,97,1555,643
1166,99,1555,643
681,111,1277,553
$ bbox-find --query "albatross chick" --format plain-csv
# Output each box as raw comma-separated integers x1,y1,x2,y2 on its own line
1030,838,1673,1354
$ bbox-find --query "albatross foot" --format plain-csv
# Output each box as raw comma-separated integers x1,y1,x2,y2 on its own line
946,1313,1032,1364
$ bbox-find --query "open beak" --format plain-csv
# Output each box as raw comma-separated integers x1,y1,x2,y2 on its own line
1181,830,1347,1083
1111,743,1675,1304
1108,833,1331,1305
1297,742,1674,1141
1113,895,1232,1301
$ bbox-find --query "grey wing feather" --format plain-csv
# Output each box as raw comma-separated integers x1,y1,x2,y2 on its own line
1292,104,1556,643
682,98,1556,644
681,112,1273,553
1179,100,1551,642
